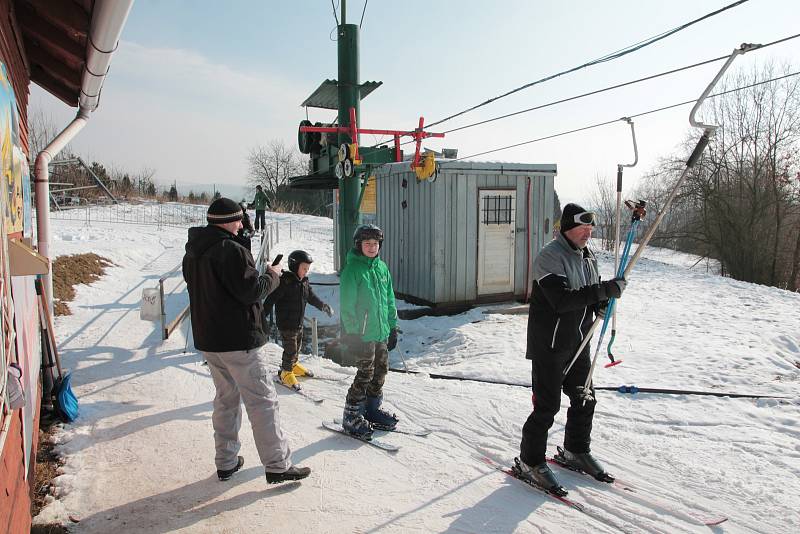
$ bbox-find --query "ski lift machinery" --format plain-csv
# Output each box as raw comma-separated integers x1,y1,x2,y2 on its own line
299,108,444,182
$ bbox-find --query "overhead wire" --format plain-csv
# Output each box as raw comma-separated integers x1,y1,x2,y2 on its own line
425,0,751,129
359,0,368,29
438,70,800,165
330,0,340,26
442,32,800,135
362,31,800,152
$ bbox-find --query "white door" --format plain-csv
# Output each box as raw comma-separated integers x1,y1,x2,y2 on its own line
477,189,516,295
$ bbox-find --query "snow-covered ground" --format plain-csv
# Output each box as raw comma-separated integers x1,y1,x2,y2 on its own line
34,205,800,533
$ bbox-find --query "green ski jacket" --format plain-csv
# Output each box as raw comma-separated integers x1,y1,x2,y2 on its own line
253,190,268,210
340,248,397,342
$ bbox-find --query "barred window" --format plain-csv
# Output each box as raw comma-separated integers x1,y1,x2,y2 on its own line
482,195,512,225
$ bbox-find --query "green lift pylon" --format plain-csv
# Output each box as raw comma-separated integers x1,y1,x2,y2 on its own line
337,4,360,270
294,1,444,270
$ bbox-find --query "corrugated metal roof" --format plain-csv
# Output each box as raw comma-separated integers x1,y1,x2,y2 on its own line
385,160,558,175
300,79,382,110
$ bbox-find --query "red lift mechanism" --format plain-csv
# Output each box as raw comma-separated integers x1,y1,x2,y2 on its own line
300,107,444,170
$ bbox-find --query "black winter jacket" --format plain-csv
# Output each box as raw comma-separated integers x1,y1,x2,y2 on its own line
264,271,326,330
182,225,279,352
526,232,609,361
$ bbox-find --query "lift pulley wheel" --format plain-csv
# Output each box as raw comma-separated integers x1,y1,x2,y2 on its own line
338,143,351,163
298,120,313,154
343,158,354,177
414,151,436,180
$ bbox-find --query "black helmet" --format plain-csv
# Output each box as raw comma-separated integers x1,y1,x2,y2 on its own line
288,250,313,273
353,224,383,253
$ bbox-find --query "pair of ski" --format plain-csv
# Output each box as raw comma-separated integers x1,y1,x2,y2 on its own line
273,371,348,404
481,452,727,527
322,419,431,452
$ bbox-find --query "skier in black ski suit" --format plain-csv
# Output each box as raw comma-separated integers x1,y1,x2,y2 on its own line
517,203,627,493
265,250,333,390
182,197,310,485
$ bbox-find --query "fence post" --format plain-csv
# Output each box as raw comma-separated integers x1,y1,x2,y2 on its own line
159,278,167,340
312,317,318,357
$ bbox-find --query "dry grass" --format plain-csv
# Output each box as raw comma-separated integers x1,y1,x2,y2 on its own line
52,253,113,316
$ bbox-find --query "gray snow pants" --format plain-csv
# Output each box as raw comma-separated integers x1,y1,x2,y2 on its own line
203,347,292,473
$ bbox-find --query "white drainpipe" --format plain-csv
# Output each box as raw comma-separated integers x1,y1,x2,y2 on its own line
34,0,134,307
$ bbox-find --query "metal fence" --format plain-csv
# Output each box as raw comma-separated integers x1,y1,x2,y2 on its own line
42,202,209,229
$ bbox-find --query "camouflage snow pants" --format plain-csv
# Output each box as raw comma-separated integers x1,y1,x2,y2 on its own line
280,328,303,372
345,341,389,405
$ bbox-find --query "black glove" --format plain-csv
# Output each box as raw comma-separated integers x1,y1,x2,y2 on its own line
601,277,627,299
387,328,399,351
596,302,608,319
322,304,334,317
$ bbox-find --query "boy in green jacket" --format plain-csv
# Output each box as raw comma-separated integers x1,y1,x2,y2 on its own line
340,224,399,438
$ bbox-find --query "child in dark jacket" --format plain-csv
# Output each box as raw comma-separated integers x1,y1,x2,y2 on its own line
265,250,333,389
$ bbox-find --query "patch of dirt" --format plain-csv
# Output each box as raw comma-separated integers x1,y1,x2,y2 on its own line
31,417,68,532
30,525,70,534
52,253,113,316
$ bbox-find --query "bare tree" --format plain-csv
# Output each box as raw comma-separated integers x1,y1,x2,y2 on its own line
634,63,800,289
27,108,65,161
587,174,616,251
246,140,304,208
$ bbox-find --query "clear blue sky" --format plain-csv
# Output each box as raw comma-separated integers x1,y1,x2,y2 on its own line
30,0,800,204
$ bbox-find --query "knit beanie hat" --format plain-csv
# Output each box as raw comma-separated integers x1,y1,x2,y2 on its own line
207,197,243,224
560,202,595,233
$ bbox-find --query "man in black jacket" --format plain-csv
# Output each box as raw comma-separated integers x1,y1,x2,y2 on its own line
182,197,310,485
516,203,626,494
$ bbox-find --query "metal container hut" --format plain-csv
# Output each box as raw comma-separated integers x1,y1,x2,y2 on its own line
374,160,556,307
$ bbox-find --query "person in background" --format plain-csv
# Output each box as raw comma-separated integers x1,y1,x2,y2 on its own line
252,185,267,233
234,201,254,251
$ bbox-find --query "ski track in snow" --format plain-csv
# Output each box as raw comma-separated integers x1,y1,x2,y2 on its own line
32,207,800,533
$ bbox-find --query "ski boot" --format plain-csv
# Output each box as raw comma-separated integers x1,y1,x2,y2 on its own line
513,457,567,496
279,370,301,390
292,362,314,377
342,401,374,439
554,446,614,483
365,394,399,430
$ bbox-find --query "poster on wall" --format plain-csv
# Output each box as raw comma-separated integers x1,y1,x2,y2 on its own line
0,61,36,475
0,62,24,236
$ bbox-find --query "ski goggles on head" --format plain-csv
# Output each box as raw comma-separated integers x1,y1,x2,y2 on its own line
571,211,597,226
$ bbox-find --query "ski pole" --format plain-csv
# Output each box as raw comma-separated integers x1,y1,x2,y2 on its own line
563,42,755,380
577,203,645,403
563,204,639,380
605,200,645,367
608,118,638,363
